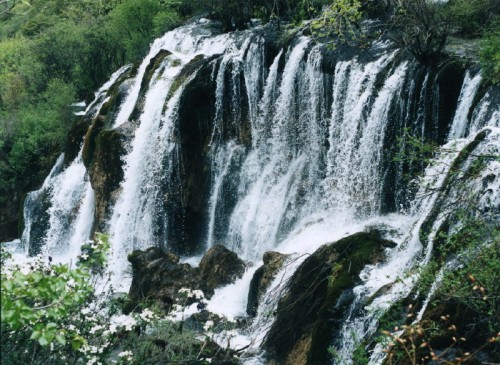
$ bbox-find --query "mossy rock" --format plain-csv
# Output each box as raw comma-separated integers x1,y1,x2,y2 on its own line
64,118,92,166
247,251,288,316
83,118,132,230
127,247,199,312
166,54,207,101
142,49,172,91
264,230,396,365
82,116,105,169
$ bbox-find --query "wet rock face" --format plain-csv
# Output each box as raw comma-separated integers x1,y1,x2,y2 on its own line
82,117,133,230
165,57,217,255
128,247,199,311
127,244,246,311
247,251,288,316
264,231,396,365
64,118,92,166
198,244,247,298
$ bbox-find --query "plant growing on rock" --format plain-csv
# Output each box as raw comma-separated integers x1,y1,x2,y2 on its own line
308,0,364,47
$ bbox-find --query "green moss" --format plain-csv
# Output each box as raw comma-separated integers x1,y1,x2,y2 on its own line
142,49,172,90
308,231,394,364
82,117,105,169
166,54,205,101
265,231,395,365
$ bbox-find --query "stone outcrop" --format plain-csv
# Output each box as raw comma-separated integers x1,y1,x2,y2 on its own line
127,247,199,311
247,251,288,316
127,244,247,311
82,117,132,230
198,244,247,298
264,230,396,365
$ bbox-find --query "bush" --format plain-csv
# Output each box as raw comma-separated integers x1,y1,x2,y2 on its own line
480,26,500,84
447,0,499,36
1,234,238,364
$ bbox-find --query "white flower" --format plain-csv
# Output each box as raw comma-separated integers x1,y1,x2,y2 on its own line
89,325,104,334
86,356,99,365
191,290,205,299
109,324,118,334
80,253,89,260
118,351,133,358
81,308,91,315
139,309,155,322
66,278,76,288
203,321,214,331
118,350,133,361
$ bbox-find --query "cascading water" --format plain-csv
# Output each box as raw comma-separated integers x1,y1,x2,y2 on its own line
17,18,500,364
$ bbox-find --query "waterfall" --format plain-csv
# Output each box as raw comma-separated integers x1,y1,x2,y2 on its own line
21,151,93,261
447,71,483,140
16,19,500,363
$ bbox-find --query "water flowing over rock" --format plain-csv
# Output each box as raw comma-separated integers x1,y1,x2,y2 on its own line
264,231,396,365
17,18,500,365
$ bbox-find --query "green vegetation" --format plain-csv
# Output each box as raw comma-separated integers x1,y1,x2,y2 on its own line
0,234,232,364
387,0,498,64
381,226,499,364
380,131,500,364
0,0,184,240
480,25,500,84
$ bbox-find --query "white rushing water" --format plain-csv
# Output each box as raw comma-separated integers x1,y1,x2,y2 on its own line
15,19,500,364
447,71,482,140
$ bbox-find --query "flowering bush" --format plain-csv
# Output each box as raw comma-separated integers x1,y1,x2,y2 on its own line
1,237,239,365
0,235,117,364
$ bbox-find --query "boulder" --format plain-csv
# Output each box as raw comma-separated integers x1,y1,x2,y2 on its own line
247,251,288,316
198,244,247,298
128,247,199,311
127,245,248,313
264,230,396,365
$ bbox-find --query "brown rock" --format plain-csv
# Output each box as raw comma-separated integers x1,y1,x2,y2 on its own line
247,251,288,316
198,244,247,298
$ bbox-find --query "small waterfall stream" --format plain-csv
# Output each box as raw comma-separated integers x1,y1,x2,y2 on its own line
18,19,499,364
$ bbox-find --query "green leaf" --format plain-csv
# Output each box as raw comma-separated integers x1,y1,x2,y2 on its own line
38,336,49,346
30,330,41,340
71,338,83,350
55,334,66,346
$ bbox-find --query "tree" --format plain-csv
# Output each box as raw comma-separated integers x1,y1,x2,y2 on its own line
389,0,451,64
0,0,30,16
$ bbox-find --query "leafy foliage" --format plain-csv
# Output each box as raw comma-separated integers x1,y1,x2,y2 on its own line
1,234,238,364
0,0,184,240
309,0,363,47
480,25,500,84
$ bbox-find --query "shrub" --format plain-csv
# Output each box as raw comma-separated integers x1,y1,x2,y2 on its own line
480,26,500,84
